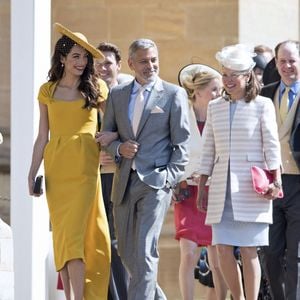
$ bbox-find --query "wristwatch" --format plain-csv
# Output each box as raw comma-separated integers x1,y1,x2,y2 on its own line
273,180,282,189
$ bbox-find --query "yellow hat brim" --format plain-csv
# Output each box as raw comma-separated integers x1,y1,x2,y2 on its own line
54,23,104,59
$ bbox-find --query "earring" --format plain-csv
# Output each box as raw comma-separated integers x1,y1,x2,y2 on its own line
61,63,64,68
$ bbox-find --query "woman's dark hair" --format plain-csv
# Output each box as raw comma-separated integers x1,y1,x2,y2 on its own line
48,35,100,109
222,70,261,102
244,70,261,101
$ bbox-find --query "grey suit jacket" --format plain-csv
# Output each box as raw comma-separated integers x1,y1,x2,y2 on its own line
101,78,190,205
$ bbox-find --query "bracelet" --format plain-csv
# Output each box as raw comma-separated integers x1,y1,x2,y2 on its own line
273,180,282,189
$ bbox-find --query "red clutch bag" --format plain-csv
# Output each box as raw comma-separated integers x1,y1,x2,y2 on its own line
251,166,283,198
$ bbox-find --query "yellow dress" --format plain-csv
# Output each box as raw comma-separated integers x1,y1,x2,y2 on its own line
38,80,110,299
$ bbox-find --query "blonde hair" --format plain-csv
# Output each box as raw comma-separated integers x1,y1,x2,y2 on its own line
182,71,220,102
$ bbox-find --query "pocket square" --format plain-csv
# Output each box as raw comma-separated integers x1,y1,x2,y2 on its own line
150,105,164,113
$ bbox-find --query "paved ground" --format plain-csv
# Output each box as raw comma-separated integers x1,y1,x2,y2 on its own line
158,207,215,300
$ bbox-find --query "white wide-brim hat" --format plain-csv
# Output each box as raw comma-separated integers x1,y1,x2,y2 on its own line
216,44,256,72
178,63,221,86
54,23,104,59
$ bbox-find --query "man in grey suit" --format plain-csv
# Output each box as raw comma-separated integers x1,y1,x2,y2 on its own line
99,39,190,300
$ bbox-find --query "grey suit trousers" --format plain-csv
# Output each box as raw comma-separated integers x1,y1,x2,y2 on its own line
113,171,172,300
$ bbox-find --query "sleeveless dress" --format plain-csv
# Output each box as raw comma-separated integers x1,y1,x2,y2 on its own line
38,81,111,299
174,122,212,246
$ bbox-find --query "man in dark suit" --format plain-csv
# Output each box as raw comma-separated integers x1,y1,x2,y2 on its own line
100,38,190,300
260,40,300,300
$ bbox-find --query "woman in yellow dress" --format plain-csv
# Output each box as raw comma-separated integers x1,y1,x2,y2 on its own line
28,23,111,300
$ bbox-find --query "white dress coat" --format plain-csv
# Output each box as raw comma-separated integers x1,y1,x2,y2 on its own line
199,95,281,224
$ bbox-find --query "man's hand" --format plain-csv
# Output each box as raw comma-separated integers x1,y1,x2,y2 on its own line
119,140,139,159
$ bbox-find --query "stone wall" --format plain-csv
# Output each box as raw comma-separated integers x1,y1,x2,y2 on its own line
52,0,239,83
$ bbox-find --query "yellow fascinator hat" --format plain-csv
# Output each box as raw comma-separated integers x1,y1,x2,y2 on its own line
54,23,104,59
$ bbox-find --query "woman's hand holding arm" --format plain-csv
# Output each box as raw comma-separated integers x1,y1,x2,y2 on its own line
95,131,118,147
99,150,115,165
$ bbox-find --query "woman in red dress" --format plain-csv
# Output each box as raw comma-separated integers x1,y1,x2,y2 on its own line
174,64,227,300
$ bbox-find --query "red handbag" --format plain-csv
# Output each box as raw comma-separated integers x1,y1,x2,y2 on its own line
251,166,283,198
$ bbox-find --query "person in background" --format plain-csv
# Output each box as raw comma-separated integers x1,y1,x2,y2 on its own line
262,57,281,86
260,40,300,300
28,23,111,299
96,42,122,89
197,44,282,300
253,45,274,86
95,41,129,300
174,63,227,300
254,45,274,64
253,44,281,86
253,54,268,86
99,38,190,300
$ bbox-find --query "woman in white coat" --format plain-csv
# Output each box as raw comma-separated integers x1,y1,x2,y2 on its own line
197,44,282,300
